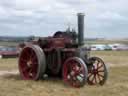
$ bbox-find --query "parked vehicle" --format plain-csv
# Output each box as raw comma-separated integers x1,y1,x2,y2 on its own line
108,44,121,51
116,44,128,50
108,44,128,51
104,45,112,50
0,47,18,58
91,45,104,51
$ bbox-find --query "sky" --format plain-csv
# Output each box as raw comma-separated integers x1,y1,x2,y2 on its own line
0,0,127,38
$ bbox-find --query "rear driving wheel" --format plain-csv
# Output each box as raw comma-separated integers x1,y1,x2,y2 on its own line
18,44,46,80
87,57,108,85
63,57,88,88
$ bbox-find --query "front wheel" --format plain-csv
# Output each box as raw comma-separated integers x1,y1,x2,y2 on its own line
63,57,88,88
87,57,108,85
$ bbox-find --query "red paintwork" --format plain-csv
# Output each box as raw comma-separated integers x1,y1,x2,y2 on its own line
0,48,18,57
38,37,73,49
1,51,17,55
19,47,38,80
63,57,86,87
19,32,78,76
18,12,108,87
18,31,90,88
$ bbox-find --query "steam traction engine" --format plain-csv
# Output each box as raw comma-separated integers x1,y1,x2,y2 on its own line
18,13,108,88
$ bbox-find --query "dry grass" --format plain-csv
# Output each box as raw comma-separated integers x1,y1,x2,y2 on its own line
0,41,19,46
0,51,128,96
87,39,128,45
91,51,128,66
0,58,18,71
0,67,128,96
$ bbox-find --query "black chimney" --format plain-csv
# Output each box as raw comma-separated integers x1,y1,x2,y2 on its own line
77,13,85,46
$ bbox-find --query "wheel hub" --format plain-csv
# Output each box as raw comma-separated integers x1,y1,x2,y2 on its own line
93,69,98,74
27,60,32,67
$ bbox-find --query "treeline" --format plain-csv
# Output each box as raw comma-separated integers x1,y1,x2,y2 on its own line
0,36,35,42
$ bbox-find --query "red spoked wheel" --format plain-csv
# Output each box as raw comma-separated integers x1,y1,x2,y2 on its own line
18,44,46,80
87,57,108,85
63,57,88,88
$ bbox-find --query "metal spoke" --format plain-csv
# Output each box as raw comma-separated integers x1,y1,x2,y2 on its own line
97,61,100,67
20,58,28,63
22,67,30,73
88,69,92,73
32,56,37,61
94,75,97,84
69,63,73,71
91,75,95,82
32,64,37,72
25,50,30,59
97,74,101,82
98,70,104,72
98,73,104,78
88,73,93,79
97,64,103,69
78,73,84,78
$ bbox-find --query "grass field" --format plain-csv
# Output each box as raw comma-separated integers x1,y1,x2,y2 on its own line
0,51,128,96
91,51,128,66
0,41,19,46
86,39,128,45
0,58,17,71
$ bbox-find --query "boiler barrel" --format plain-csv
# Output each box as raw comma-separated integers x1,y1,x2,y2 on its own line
77,13,85,46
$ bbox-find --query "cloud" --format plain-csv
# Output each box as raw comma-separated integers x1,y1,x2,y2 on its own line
0,0,127,38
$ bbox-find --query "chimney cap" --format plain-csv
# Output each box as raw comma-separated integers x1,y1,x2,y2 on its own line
77,13,85,16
